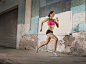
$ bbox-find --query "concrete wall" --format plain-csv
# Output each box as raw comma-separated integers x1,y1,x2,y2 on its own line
0,0,86,55
19,0,86,56
38,0,71,52
18,0,38,50
29,0,40,35
0,0,38,50
37,0,86,56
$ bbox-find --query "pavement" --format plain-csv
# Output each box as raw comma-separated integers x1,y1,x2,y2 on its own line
0,47,86,64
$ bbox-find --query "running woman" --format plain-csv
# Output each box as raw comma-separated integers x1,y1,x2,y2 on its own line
36,11,60,56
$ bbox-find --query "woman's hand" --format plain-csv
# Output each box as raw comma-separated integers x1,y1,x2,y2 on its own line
56,17,59,23
55,17,59,28
40,28,42,32
56,17,58,20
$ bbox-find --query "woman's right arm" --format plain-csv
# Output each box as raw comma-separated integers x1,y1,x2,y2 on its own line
40,18,48,32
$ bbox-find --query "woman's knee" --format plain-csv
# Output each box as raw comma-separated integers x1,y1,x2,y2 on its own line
55,37,58,41
47,33,58,41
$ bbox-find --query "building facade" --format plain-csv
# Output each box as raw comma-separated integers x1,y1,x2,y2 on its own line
0,0,86,55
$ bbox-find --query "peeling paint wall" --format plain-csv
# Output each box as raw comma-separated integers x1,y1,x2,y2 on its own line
19,0,86,55
1,0,86,54
19,34,38,50
71,32,86,56
62,32,86,56
37,0,86,56
71,0,86,33
19,0,38,50
0,0,38,49
19,0,40,49
38,0,72,52
29,0,40,35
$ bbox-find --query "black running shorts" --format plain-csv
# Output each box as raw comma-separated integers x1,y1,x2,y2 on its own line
46,29,53,35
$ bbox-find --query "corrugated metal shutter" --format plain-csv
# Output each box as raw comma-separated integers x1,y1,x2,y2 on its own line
0,8,18,48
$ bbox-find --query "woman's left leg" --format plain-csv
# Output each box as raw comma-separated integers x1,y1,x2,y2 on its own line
38,36,51,48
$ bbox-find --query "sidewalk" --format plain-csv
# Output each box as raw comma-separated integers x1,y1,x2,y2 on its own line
0,47,86,64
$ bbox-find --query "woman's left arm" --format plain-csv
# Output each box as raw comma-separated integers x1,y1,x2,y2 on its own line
54,19,59,28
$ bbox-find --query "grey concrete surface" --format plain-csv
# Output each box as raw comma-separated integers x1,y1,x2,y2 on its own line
0,47,86,64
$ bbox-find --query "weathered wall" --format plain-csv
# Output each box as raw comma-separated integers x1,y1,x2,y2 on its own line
37,0,86,56
71,32,86,56
38,0,72,52
63,32,86,56
19,34,38,50
18,0,86,55
29,0,40,35
39,0,71,18
0,0,38,49
0,0,86,54
19,0,38,50
71,0,86,33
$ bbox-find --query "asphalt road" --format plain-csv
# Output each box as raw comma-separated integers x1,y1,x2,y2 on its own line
0,47,86,64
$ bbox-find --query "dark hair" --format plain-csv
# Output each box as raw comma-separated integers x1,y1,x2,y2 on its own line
48,11,54,17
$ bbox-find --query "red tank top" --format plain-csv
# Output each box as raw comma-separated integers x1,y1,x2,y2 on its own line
47,18,55,25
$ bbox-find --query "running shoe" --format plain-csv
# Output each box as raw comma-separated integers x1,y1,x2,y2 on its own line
53,51,60,57
36,46,39,53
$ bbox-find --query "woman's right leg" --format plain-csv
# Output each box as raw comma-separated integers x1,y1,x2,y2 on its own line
38,36,51,48
47,33,58,52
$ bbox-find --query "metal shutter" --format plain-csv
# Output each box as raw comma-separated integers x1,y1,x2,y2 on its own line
0,8,18,48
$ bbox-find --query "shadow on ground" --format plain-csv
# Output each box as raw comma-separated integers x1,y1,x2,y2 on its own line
0,59,21,64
